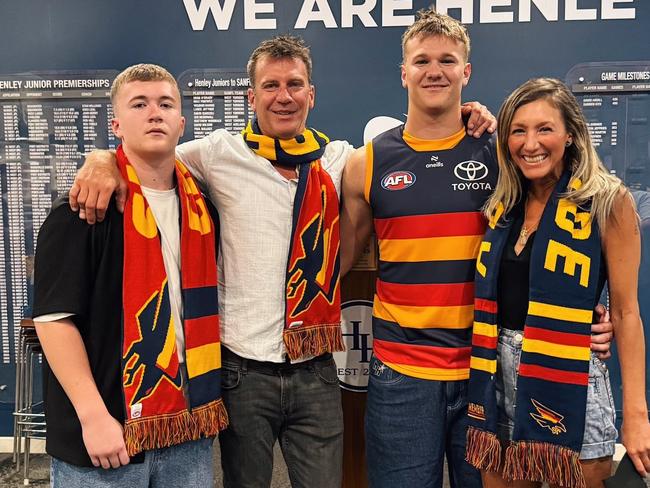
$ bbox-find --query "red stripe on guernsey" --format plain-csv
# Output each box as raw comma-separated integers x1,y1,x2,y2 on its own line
518,364,589,386
183,315,220,350
376,281,474,307
524,327,591,348
475,298,497,314
374,339,471,369
374,212,486,240
472,334,497,349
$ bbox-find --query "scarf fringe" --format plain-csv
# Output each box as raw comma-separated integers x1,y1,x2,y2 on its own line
465,426,502,472
503,440,585,488
124,399,228,456
283,324,345,360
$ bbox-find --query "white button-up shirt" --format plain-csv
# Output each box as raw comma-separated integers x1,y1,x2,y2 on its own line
176,129,353,363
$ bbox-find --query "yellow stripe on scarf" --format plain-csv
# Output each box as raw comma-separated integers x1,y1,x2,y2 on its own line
470,356,497,374
186,343,221,379
528,301,593,324
522,338,591,361
473,321,497,338
279,129,329,156
242,122,330,161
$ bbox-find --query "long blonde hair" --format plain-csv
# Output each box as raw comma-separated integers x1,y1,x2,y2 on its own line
485,77,624,229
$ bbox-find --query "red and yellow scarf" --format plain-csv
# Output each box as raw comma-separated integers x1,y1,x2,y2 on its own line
242,120,344,360
117,146,227,456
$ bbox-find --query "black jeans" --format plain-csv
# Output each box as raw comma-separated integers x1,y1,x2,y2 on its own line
219,347,344,488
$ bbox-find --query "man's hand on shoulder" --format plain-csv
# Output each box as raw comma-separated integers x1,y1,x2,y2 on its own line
461,102,497,138
69,150,126,224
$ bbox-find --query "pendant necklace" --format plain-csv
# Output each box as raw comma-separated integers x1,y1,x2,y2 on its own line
518,196,536,247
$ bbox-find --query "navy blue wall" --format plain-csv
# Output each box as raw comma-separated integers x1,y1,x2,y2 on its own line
1,0,648,435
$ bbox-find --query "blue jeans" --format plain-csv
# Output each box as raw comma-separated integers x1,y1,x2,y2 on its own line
218,348,343,488
50,438,213,488
365,355,481,488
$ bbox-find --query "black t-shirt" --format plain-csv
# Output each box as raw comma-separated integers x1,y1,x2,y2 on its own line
32,197,141,466
34,194,219,467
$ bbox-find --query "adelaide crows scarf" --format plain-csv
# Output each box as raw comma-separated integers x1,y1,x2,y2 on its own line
466,171,601,488
242,120,344,360
117,146,227,456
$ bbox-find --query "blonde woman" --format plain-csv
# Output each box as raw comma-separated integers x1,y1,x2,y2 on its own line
465,78,650,488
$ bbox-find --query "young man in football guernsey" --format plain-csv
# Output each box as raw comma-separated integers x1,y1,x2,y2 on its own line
32,64,226,487
339,8,612,488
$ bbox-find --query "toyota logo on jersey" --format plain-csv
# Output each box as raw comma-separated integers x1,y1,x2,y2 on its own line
453,161,488,181
381,171,416,190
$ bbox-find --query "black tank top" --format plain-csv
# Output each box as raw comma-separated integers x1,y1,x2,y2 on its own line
497,209,532,331
497,207,607,331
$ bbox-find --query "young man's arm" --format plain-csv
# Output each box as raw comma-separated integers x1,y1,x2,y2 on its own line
69,135,216,223
34,199,130,468
340,146,373,276
461,101,497,138
592,303,613,359
35,318,129,469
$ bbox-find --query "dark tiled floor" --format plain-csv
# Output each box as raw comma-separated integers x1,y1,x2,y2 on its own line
4,449,644,488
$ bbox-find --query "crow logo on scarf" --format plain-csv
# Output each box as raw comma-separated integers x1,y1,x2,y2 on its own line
287,162,341,322
529,399,567,435
123,280,182,406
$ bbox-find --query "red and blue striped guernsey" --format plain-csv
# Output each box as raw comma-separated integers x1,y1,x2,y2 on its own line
366,125,497,380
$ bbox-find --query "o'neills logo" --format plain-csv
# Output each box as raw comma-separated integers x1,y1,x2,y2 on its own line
381,171,416,191
452,160,492,191
333,300,374,392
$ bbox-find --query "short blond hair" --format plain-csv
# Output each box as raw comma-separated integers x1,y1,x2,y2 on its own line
247,35,312,88
110,63,180,104
402,7,470,62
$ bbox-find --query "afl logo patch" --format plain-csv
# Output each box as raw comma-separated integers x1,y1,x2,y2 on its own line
381,171,416,190
454,161,488,181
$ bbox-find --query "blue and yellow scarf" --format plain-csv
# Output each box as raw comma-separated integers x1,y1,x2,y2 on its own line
242,120,344,360
466,171,601,488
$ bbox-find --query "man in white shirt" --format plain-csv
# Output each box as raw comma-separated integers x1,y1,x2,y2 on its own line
71,37,351,488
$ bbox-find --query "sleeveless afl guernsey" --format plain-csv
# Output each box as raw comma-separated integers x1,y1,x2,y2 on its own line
366,125,498,380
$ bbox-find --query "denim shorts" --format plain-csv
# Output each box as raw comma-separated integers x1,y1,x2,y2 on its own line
495,328,617,460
